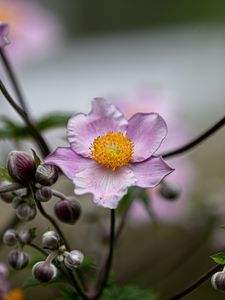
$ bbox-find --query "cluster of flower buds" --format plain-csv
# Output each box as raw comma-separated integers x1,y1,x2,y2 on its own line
211,268,225,293
7,151,59,186
3,228,35,270
32,230,84,283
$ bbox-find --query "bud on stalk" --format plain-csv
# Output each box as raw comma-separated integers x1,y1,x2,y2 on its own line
54,198,81,224
64,250,84,269
32,261,57,283
8,250,29,270
42,231,60,250
3,229,18,246
7,151,36,183
35,164,58,186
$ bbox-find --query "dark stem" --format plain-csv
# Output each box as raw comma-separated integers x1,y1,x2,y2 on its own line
0,49,29,113
93,209,115,300
0,80,50,157
35,199,70,251
162,116,225,158
164,264,221,300
0,183,25,193
28,243,48,257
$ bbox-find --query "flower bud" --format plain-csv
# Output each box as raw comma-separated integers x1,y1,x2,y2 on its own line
11,196,24,209
8,250,29,270
211,272,225,292
3,229,18,246
16,203,37,222
35,187,52,202
35,164,58,186
32,261,57,283
159,181,181,201
42,231,60,250
54,198,81,224
64,250,84,269
19,229,33,244
7,151,36,183
0,181,14,203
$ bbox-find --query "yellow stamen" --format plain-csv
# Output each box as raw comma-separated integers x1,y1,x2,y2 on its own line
4,289,24,300
0,5,23,24
90,132,134,170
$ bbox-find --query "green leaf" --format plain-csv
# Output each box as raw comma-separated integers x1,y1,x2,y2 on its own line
36,113,72,131
0,112,72,141
22,276,41,289
210,252,225,264
57,288,80,300
220,225,225,229
29,227,37,239
104,285,158,300
31,149,42,167
0,167,12,181
117,189,132,215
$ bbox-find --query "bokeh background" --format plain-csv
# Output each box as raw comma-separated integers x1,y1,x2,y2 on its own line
1,0,225,299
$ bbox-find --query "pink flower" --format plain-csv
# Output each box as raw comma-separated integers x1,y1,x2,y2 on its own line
0,0,62,63
44,98,174,209
0,22,9,48
112,91,195,222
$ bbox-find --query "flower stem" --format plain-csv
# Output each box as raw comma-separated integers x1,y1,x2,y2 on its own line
0,80,50,157
162,116,225,158
0,183,25,193
164,264,221,300
93,209,116,300
0,49,29,114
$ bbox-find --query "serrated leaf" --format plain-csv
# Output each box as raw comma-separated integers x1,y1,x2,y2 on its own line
210,252,225,265
0,167,12,181
31,149,42,167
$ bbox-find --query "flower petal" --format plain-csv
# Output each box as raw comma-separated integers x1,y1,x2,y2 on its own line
44,147,91,180
127,113,167,162
130,156,174,188
67,98,128,157
0,23,10,48
73,164,136,209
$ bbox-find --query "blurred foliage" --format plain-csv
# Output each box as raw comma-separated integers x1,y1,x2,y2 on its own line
0,113,71,140
41,0,225,36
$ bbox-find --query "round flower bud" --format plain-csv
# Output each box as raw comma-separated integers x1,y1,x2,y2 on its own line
16,203,37,222
35,164,58,186
19,229,33,244
3,229,18,246
54,198,81,224
32,261,57,283
8,250,29,270
7,151,36,183
42,231,60,250
11,196,24,209
211,272,225,292
0,181,14,203
35,187,52,202
159,181,181,201
64,250,84,269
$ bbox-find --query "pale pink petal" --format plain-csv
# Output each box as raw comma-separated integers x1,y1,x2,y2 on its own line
0,23,10,48
67,98,128,157
130,156,174,188
44,147,92,180
127,113,167,162
73,164,136,209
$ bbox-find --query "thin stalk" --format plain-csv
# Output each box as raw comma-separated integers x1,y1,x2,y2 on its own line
0,49,29,113
93,209,115,300
0,80,50,157
28,243,48,257
164,264,221,300
162,116,225,158
51,189,67,200
0,183,25,193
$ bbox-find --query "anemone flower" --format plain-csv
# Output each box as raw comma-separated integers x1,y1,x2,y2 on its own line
0,0,62,64
44,98,173,209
